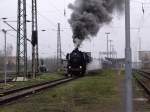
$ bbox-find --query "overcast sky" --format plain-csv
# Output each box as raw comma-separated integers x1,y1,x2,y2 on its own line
0,0,150,61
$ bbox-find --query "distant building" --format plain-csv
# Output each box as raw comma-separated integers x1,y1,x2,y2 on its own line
139,51,150,69
102,58,125,69
7,56,16,65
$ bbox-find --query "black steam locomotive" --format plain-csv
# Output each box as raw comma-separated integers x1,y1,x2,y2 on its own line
66,48,91,76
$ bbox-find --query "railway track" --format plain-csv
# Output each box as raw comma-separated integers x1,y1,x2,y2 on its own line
0,77,77,105
0,71,42,83
0,71,16,83
133,69,150,98
0,79,13,83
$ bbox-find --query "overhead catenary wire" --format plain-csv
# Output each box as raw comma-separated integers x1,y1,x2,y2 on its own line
26,3,58,28
48,0,67,17
25,5,73,58
131,0,150,4
26,2,72,37
0,1,73,59
131,0,150,59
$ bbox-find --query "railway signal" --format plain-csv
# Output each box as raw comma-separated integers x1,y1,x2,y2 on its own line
32,0,39,78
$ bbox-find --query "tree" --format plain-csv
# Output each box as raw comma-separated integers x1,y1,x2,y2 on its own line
6,43,13,57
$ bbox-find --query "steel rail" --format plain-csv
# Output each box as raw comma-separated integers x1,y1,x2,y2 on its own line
134,75,150,97
133,70,150,98
0,77,76,105
134,69,150,79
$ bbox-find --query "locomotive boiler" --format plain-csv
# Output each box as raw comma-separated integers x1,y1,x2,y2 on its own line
66,48,91,76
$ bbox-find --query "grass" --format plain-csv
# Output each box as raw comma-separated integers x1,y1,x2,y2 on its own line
0,75,3,80
0,70,123,112
0,73,64,92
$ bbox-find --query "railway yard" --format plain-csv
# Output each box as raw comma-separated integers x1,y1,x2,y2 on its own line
1,0,150,112
0,69,149,112
0,70,123,112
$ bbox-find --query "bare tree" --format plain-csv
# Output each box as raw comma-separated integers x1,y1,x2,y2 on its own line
6,43,13,57
6,44,15,71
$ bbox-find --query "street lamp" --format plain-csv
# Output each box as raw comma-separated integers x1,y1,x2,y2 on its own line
1,28,14,85
105,32,110,58
41,29,46,32
2,19,31,32
2,29,7,85
2,19,32,43
1,18,8,22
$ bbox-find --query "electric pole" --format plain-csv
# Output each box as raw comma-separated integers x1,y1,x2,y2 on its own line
125,0,133,112
31,0,39,78
57,23,62,70
109,40,113,58
16,0,27,78
139,37,141,51
111,45,115,58
105,32,110,58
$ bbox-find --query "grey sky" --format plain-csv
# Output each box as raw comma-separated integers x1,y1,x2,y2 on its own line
0,0,150,61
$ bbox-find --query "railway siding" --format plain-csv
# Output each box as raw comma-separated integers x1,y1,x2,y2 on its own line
133,69,150,112
0,73,64,93
133,70,150,98
0,77,75,105
0,70,124,112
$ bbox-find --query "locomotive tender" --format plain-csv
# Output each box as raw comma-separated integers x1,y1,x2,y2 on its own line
66,48,91,76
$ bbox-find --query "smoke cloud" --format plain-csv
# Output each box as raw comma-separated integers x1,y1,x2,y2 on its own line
69,0,124,47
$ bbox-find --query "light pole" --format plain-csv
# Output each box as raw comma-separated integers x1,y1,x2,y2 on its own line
2,29,7,85
1,18,31,78
2,19,32,43
125,0,133,112
105,32,110,58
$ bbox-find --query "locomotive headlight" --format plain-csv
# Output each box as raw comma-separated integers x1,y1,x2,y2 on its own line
79,66,82,69
69,66,71,69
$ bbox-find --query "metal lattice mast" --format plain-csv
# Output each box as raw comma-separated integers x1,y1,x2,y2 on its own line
32,0,39,78
57,23,62,70
16,0,27,77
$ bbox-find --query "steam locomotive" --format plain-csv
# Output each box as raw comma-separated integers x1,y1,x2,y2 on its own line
66,48,92,76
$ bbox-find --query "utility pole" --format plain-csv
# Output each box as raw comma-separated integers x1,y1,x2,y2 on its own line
125,0,133,112
17,0,27,78
111,45,115,59
2,29,7,85
139,37,141,51
31,0,39,78
105,32,110,58
57,23,62,70
109,40,113,58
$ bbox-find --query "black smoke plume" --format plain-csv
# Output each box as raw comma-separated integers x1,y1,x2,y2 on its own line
69,0,124,47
